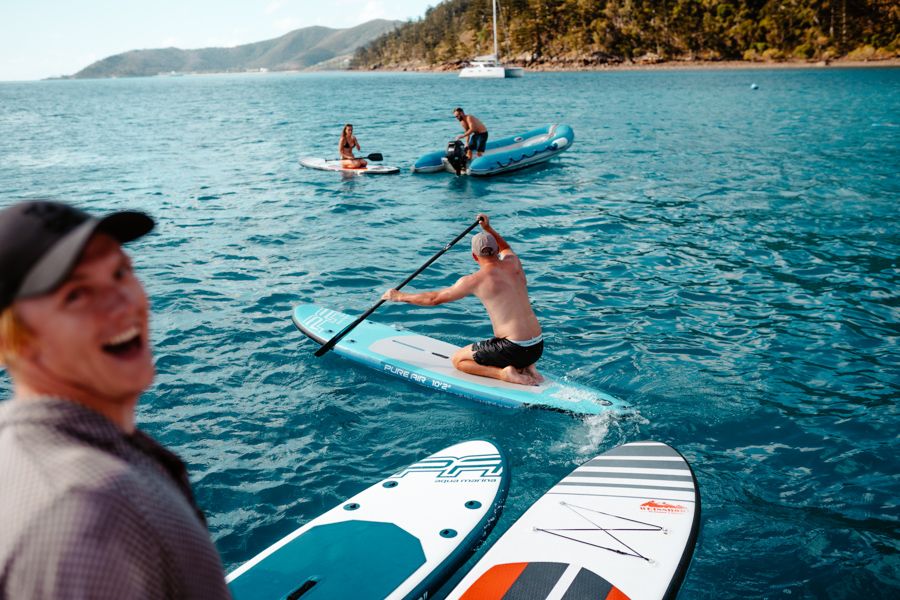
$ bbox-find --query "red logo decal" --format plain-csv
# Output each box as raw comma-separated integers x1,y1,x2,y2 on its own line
640,500,687,514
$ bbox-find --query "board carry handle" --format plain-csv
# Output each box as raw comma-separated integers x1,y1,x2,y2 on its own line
314,217,483,357
324,152,383,162
286,578,317,599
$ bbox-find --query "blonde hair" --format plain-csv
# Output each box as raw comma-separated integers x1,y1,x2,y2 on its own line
0,307,32,367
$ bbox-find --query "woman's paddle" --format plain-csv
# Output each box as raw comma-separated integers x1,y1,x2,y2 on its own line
325,153,383,162
314,217,483,357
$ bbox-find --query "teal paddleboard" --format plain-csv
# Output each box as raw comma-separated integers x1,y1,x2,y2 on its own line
293,303,627,416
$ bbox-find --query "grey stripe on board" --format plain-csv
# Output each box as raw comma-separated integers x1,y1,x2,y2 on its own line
503,562,568,600
584,458,689,470
557,481,695,494
548,491,696,504
572,470,694,483
604,444,680,458
561,567,615,600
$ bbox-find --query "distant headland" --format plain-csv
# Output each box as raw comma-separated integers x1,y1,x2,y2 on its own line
58,1,899,80
63,19,400,79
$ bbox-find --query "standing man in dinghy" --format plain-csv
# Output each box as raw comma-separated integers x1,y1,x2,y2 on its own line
382,214,544,386
454,107,488,160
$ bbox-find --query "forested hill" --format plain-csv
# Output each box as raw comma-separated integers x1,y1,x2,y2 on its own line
352,0,899,69
71,20,399,79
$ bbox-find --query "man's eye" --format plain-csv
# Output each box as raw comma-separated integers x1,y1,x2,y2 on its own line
65,289,84,304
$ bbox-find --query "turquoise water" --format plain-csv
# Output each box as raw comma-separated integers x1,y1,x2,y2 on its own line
1,68,898,597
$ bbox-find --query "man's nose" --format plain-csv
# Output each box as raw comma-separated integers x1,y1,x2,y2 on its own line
100,283,142,314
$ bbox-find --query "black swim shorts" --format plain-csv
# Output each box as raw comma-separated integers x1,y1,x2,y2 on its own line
472,337,543,370
468,132,488,154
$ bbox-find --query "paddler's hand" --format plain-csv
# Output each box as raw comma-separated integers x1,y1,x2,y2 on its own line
382,289,402,302
476,213,489,228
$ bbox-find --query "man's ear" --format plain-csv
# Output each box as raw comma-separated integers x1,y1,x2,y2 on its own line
0,308,38,367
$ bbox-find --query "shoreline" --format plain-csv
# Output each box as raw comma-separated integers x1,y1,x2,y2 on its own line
361,57,900,74
22,56,899,82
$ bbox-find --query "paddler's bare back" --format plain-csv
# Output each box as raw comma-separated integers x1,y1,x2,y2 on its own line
471,253,541,340
381,213,545,385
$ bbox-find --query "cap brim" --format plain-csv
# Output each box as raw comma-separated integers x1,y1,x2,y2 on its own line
96,211,155,244
15,211,154,301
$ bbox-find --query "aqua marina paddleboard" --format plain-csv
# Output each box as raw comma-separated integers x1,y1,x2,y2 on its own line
227,440,509,600
445,441,700,600
292,304,627,416
299,156,400,174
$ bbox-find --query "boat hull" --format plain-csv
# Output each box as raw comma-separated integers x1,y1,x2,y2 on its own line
459,66,506,78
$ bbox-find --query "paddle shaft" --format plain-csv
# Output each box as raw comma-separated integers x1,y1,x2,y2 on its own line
314,218,483,357
325,152,383,162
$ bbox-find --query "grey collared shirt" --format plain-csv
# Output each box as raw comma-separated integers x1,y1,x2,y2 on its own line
0,397,231,599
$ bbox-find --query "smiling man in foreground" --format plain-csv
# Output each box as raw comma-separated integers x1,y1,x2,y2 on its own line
0,200,229,598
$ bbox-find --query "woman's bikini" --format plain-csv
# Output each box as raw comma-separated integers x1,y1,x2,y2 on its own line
341,136,354,158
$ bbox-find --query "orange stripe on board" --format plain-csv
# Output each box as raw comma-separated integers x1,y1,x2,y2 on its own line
606,586,631,600
460,562,529,600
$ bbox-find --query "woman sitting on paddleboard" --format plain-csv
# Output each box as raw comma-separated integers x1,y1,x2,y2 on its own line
339,123,366,169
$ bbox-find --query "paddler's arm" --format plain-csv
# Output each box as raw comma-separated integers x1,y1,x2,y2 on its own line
476,213,512,255
382,275,476,306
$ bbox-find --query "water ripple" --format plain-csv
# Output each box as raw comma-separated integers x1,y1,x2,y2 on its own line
1,69,898,597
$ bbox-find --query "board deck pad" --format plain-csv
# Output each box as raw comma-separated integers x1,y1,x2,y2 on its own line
227,440,509,600
446,441,701,600
299,156,400,174
293,304,626,416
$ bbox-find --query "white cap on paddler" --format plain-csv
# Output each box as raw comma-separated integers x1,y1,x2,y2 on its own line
471,232,499,257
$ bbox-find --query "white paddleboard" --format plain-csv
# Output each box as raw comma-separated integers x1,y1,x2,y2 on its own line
446,441,700,600
227,439,509,600
293,304,627,416
299,156,400,174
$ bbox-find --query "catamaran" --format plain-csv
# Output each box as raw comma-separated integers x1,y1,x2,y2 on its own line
459,0,524,78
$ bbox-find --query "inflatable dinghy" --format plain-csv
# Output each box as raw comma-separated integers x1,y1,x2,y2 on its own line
412,124,574,177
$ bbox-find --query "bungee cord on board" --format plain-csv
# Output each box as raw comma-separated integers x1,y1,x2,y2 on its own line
534,501,666,562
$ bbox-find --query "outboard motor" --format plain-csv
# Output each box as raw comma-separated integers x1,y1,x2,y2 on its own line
445,139,468,176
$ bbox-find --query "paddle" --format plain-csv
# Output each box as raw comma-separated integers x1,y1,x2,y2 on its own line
314,217,484,357
325,153,383,162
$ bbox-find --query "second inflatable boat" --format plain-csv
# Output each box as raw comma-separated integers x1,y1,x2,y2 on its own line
412,124,574,177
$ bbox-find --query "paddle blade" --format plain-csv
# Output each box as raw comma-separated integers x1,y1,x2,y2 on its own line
367,153,383,161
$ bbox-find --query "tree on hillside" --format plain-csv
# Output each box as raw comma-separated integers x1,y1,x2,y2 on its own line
350,0,899,68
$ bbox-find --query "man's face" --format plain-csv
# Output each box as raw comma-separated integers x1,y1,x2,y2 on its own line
15,233,154,404
455,111,464,121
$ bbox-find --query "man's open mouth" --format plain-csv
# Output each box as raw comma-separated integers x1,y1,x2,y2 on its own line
102,326,143,357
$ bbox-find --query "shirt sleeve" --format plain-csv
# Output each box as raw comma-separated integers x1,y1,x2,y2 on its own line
6,489,169,600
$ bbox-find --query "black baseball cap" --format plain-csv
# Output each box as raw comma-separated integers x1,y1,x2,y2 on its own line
0,200,154,311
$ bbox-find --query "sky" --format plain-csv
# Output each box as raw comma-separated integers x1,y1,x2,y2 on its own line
0,0,437,81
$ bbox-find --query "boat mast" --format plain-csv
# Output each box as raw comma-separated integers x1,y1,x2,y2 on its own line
492,0,499,59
